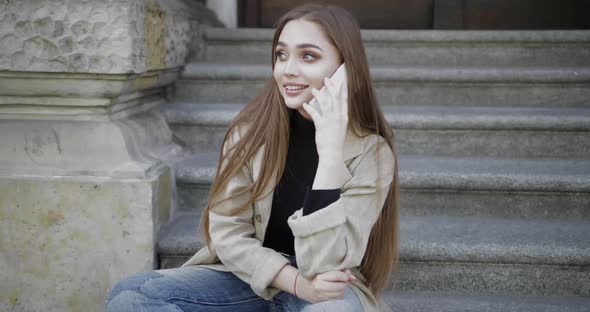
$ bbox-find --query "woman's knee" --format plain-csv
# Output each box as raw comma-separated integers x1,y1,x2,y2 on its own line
301,300,362,312
107,267,269,311
106,289,140,312
300,287,363,312
106,289,183,312
107,271,163,303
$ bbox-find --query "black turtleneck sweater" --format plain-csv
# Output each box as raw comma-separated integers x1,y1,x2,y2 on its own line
262,110,341,256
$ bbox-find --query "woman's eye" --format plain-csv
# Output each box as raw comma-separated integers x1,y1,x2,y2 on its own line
275,51,286,60
275,51,316,62
303,53,316,61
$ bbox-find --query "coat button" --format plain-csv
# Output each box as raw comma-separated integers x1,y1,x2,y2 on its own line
255,214,263,223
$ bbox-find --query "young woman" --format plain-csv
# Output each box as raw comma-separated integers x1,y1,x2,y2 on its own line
106,4,399,312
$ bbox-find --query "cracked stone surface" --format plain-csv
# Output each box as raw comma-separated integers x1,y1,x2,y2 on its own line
0,0,207,73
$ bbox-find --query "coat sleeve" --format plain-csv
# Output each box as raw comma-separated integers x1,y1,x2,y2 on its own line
208,127,289,300
287,136,395,278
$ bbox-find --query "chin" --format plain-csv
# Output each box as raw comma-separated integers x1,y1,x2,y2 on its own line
284,100,303,110
282,95,312,110
280,94,299,108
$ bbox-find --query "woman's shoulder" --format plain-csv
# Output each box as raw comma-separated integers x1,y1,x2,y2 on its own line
227,123,251,139
360,132,386,145
358,132,392,153
223,123,253,150
357,132,395,167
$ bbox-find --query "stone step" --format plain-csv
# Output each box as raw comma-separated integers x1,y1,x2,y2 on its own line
163,102,590,158
172,153,590,221
175,63,590,107
203,28,590,67
383,291,590,312
157,213,590,297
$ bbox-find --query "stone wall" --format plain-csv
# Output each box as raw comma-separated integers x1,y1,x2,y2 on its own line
0,169,172,311
0,0,219,311
0,0,219,73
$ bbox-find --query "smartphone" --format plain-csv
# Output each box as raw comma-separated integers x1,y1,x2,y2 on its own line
308,63,348,110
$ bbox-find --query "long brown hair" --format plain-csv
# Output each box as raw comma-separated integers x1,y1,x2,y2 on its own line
201,3,399,299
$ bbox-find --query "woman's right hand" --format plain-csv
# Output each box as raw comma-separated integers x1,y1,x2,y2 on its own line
297,269,357,303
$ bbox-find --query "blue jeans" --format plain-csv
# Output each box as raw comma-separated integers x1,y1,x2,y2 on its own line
106,254,364,311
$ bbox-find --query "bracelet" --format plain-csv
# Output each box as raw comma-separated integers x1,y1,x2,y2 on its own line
294,272,300,297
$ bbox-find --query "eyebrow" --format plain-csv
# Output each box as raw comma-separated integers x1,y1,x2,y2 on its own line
276,41,323,52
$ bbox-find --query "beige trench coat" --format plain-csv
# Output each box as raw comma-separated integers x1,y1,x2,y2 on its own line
181,124,395,312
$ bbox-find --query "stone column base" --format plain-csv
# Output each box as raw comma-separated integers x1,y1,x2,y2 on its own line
0,108,181,311
0,166,172,311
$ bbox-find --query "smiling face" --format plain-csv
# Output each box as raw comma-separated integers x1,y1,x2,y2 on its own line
273,19,342,119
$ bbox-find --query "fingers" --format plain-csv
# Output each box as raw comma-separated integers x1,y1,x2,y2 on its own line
323,77,335,113
317,269,357,283
339,77,348,119
319,280,348,293
312,86,331,113
319,270,349,282
312,270,355,302
316,280,347,300
311,88,322,107
310,75,347,119
344,269,357,281
302,102,320,123
324,76,346,116
311,87,319,98
318,281,347,300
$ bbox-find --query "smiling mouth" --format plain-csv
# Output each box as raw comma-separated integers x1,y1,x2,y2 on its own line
284,84,308,96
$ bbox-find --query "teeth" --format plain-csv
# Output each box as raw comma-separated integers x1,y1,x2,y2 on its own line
286,86,306,91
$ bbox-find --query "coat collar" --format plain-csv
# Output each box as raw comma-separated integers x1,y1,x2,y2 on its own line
343,125,365,161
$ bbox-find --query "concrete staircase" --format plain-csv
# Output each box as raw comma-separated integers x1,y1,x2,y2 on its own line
158,28,590,311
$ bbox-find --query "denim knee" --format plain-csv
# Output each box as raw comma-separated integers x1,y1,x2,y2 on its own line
107,271,163,303
300,287,363,312
106,289,183,312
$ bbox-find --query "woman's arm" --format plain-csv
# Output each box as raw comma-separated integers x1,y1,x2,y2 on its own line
294,76,395,278
271,264,357,303
304,77,350,191
210,126,359,301
287,136,395,278
312,157,349,189
271,265,299,295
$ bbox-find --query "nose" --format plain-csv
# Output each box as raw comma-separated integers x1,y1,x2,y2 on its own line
283,57,299,76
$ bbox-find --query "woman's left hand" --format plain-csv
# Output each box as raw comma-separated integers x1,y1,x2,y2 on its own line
303,77,348,163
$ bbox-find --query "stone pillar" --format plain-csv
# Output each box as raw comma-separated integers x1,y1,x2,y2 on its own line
207,0,237,28
0,0,213,311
